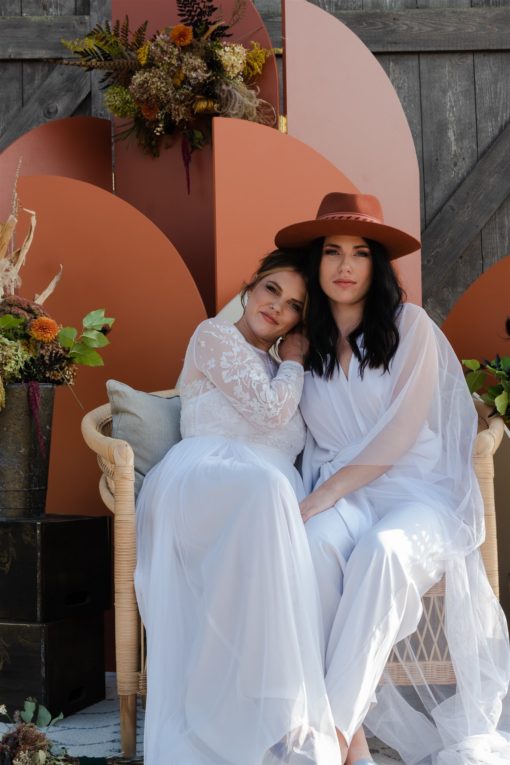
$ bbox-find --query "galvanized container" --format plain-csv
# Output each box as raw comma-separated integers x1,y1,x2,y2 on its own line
0,383,55,517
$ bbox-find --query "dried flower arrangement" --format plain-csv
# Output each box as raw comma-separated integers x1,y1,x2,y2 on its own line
0,177,114,412
62,0,276,187
463,318,510,425
0,699,74,765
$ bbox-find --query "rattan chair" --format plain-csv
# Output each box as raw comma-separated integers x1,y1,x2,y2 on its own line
81,394,504,758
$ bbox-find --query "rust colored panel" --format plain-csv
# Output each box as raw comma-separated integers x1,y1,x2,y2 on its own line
16,175,206,518
212,118,357,312
0,117,112,220
442,255,510,361
112,0,279,315
284,0,421,304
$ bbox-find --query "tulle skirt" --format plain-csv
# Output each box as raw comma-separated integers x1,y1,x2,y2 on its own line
134,435,340,765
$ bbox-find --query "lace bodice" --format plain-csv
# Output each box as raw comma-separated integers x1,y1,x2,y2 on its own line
179,319,306,461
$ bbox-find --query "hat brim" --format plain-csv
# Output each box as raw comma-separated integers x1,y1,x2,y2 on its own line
274,218,420,260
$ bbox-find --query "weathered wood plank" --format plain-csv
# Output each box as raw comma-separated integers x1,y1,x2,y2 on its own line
0,65,90,151
420,53,478,223
475,52,510,271
424,240,483,324
421,119,510,296
0,15,90,59
419,52,481,316
0,2,22,136
89,0,111,119
22,0,76,14
258,6,510,52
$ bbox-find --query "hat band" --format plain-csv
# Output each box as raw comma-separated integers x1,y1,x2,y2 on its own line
317,212,383,224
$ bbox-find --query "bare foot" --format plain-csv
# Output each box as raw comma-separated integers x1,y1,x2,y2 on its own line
345,727,372,765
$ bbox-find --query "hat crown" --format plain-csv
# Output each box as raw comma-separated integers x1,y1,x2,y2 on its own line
317,192,384,223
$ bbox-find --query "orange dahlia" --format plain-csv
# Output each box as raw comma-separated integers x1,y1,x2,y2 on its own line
29,316,59,343
170,24,193,47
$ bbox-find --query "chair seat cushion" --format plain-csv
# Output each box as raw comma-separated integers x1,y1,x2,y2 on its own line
107,379,181,497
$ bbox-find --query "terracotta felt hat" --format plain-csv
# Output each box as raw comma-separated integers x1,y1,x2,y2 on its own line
275,192,420,260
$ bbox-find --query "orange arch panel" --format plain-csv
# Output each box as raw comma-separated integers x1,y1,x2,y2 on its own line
17,175,206,517
212,118,358,312
442,255,510,360
0,116,112,219
283,0,421,304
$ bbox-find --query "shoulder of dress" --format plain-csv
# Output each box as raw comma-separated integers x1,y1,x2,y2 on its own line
194,317,238,339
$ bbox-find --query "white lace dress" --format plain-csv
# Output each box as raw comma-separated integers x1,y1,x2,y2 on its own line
134,319,339,765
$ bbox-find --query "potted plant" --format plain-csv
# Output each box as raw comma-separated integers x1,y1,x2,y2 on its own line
0,182,114,517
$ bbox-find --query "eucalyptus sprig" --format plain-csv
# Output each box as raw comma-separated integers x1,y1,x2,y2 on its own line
463,355,510,422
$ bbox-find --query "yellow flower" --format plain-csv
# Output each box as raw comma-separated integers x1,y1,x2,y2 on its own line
136,41,151,66
244,42,273,80
170,24,193,47
194,98,217,114
172,69,185,87
28,317,59,343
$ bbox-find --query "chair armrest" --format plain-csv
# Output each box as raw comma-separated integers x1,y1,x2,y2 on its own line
81,403,134,468
473,399,505,459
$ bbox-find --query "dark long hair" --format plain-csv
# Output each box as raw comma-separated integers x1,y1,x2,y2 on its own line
306,238,405,378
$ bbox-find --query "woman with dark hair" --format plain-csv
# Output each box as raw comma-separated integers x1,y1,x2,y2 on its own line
276,193,510,765
134,249,341,764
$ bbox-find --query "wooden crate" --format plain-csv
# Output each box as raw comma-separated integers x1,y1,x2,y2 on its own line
0,612,105,716
0,515,111,622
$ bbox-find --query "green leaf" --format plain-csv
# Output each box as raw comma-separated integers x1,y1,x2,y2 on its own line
482,393,496,406
20,699,37,723
488,385,503,397
465,369,486,394
70,344,104,366
495,390,509,416
35,704,52,727
462,359,481,372
81,329,110,348
57,326,78,349
48,711,64,727
500,356,510,373
83,309,114,331
0,315,24,330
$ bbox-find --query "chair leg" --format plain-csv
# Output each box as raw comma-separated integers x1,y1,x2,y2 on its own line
120,694,137,758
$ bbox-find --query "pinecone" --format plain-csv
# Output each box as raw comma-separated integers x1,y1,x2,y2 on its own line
23,340,76,385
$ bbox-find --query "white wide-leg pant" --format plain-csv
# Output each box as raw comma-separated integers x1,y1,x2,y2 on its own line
306,501,449,745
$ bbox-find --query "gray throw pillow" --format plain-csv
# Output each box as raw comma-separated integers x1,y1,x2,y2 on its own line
106,379,182,497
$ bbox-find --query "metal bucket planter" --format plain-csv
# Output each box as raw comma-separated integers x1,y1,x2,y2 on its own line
0,383,55,517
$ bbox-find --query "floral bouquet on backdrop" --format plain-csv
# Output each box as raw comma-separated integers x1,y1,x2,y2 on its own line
62,0,276,183
0,177,114,412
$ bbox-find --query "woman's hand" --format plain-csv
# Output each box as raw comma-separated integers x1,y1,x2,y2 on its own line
299,486,337,523
279,330,309,365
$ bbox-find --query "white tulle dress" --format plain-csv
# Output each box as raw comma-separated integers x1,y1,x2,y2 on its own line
300,302,510,765
134,318,340,765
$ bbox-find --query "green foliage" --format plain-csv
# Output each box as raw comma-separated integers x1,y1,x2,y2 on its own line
57,309,115,368
463,354,510,423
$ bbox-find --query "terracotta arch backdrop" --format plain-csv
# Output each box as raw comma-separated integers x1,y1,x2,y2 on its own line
16,175,206,518
0,116,112,220
213,117,422,312
112,0,279,315
213,118,357,311
283,0,421,304
442,257,510,621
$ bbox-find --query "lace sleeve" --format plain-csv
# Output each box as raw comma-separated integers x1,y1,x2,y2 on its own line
191,320,304,429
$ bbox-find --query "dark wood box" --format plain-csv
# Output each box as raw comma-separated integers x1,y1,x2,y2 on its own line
0,515,111,622
0,612,105,716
